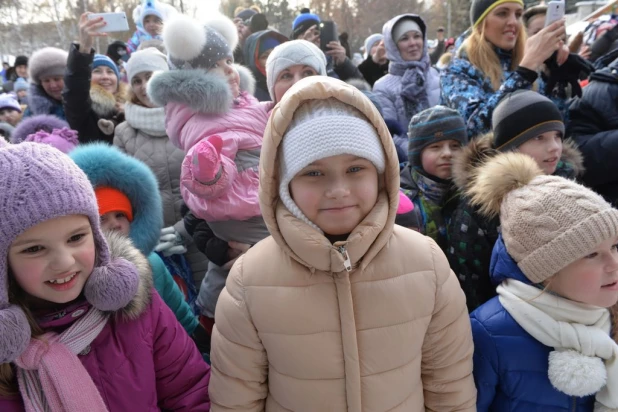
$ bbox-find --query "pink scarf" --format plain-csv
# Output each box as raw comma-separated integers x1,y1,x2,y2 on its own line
15,307,109,412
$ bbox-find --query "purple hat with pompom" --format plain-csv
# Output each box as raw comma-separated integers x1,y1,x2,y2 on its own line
24,127,78,154
10,115,69,144
0,143,140,363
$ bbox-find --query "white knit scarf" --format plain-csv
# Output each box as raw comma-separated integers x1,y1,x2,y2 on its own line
124,103,167,137
498,279,618,411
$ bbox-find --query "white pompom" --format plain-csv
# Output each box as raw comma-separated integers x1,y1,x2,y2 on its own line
162,14,206,61
548,350,607,397
201,13,238,51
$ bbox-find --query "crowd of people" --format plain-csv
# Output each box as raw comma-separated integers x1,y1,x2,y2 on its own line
1,0,618,409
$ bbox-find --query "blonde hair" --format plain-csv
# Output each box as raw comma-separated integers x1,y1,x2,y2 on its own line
460,19,527,90
438,52,453,67
0,275,43,397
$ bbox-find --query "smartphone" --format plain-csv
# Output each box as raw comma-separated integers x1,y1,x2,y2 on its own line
545,0,565,27
320,21,338,52
88,12,130,33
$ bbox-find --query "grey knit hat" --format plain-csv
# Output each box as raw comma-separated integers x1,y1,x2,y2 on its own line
468,152,618,284
279,98,385,232
408,105,468,175
162,13,238,71
265,40,327,101
28,47,68,85
126,47,169,84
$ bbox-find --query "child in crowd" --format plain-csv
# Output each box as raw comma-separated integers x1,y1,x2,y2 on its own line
243,29,289,101
13,78,28,105
208,76,476,411
149,13,273,330
0,143,210,410
398,105,467,249
448,90,583,311
469,152,618,411
127,0,176,53
0,94,22,127
69,143,210,356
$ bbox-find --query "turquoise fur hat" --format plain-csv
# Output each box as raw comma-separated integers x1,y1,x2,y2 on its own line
69,143,163,255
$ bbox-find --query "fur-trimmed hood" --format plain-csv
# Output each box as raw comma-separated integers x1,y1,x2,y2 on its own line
70,143,163,256
104,230,153,320
26,83,65,118
148,63,255,115
452,133,585,192
90,82,128,119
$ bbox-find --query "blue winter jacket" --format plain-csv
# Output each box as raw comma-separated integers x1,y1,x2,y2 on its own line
441,48,568,139
471,236,596,411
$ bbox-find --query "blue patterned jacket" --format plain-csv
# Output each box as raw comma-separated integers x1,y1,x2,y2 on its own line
440,48,568,139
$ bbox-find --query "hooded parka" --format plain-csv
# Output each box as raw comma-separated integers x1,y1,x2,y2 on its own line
209,76,476,411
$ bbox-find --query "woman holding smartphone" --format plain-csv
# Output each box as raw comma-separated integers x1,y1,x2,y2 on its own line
63,13,128,144
440,0,569,139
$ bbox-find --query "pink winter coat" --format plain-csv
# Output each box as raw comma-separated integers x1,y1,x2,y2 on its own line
165,90,272,222
0,234,210,411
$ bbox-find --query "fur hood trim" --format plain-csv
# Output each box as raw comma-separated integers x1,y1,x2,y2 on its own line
452,134,585,192
90,82,127,119
561,138,585,178
148,63,255,114
452,132,496,191
70,143,163,256
104,230,153,320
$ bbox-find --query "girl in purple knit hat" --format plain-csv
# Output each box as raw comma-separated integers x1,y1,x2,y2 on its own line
0,143,210,411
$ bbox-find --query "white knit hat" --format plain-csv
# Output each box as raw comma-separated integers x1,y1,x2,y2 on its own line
266,40,327,101
126,47,168,84
278,98,385,231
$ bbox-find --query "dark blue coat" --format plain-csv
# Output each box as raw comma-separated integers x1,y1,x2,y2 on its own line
471,236,595,411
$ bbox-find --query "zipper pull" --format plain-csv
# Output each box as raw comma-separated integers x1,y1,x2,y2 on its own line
338,246,352,272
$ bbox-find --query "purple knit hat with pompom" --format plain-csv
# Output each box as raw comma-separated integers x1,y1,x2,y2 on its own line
10,115,70,144
24,127,78,154
0,143,140,363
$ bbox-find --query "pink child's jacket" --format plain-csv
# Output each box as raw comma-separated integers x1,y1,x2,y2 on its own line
0,233,210,411
151,66,273,222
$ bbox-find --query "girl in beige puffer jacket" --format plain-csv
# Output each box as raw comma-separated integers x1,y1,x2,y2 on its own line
209,76,476,411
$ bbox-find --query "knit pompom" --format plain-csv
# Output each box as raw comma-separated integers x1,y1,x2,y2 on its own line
202,13,239,51
0,305,31,363
467,152,542,218
548,350,607,397
163,14,206,62
84,258,140,311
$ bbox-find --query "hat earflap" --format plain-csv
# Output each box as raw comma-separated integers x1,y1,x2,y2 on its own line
0,305,30,363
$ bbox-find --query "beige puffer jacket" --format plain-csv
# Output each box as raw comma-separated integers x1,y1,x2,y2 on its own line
209,77,476,412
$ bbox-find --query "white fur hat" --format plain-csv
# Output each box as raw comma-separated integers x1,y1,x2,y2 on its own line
265,40,327,101
28,47,68,85
163,13,238,71
278,98,385,231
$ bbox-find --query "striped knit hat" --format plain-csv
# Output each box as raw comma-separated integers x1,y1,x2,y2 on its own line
492,90,564,152
408,105,468,176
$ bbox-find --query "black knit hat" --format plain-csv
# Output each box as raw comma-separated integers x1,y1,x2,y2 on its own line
408,105,468,174
14,55,28,67
470,0,523,28
492,90,564,151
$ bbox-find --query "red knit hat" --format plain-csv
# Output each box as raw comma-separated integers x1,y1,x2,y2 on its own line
94,186,134,222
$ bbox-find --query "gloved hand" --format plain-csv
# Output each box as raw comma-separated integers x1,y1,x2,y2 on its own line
544,52,595,98
155,226,187,257
97,119,115,135
192,135,223,184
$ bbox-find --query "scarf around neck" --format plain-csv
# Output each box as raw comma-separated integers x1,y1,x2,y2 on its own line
124,103,167,136
389,51,431,120
15,307,110,412
412,170,449,247
498,279,618,411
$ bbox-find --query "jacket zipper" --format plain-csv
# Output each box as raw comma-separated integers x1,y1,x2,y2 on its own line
338,246,352,272
571,396,576,412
